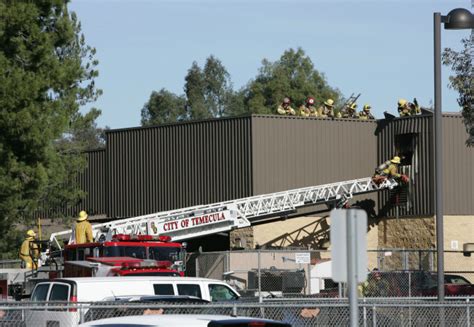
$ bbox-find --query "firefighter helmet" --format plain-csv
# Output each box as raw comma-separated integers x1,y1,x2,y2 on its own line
77,210,88,222
391,156,401,164
398,99,407,107
324,99,334,107
26,230,36,238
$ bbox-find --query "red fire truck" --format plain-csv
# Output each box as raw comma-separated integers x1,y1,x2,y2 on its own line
61,234,185,278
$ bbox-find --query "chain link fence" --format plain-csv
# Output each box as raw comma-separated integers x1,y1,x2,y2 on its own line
0,299,473,326
192,249,474,299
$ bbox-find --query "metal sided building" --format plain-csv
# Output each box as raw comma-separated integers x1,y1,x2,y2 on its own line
52,113,474,250
104,115,378,218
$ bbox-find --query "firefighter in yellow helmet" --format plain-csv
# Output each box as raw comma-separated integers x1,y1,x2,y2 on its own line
74,210,93,244
19,230,39,269
373,156,409,184
318,99,340,118
398,99,411,117
342,103,359,119
359,104,375,120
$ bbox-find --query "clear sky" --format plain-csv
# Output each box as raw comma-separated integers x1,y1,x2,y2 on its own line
69,0,472,129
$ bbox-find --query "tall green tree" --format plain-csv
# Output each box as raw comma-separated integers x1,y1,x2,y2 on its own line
141,89,186,126
241,48,341,114
0,0,101,256
203,55,233,118
184,62,210,120
443,37,473,146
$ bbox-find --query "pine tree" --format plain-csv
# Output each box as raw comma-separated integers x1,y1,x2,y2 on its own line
0,0,101,256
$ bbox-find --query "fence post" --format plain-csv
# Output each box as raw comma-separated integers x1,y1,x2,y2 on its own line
363,298,367,327
258,249,262,303
408,271,412,297
467,298,470,327
372,305,377,327
403,251,409,270
307,261,311,295
232,302,237,317
196,256,200,277
79,303,85,323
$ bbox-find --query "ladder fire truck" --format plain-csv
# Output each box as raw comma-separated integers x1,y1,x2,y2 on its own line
7,176,399,299
50,176,398,245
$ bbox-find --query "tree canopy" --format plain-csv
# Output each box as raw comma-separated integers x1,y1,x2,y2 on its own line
0,0,102,256
243,48,342,114
443,37,473,146
141,48,342,125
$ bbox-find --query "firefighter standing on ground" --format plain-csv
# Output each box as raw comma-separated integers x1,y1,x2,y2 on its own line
74,210,93,244
277,97,296,116
19,230,39,269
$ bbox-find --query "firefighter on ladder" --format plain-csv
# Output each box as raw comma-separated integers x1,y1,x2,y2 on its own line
19,230,39,269
73,210,93,244
372,156,409,184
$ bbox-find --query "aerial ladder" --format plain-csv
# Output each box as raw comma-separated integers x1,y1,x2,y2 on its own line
50,176,399,249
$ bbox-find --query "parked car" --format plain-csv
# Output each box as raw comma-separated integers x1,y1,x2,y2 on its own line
363,271,474,297
79,314,291,327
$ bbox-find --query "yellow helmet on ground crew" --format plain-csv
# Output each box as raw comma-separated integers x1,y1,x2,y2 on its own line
324,99,334,107
391,156,401,164
26,230,36,238
77,210,88,222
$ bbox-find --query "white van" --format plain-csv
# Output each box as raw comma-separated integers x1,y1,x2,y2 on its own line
27,277,240,327
30,276,240,303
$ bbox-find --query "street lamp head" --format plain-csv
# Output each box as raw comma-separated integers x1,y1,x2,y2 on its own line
444,8,474,30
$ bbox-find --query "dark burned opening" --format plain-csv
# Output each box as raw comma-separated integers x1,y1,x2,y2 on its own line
390,133,418,209
395,133,418,166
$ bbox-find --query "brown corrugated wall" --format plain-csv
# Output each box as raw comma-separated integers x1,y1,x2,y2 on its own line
106,117,253,218
249,115,379,217
376,115,434,217
251,115,378,194
442,114,474,214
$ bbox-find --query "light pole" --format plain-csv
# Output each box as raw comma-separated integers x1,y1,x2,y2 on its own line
433,8,474,301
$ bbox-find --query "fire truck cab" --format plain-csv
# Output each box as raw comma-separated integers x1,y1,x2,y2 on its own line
62,234,185,278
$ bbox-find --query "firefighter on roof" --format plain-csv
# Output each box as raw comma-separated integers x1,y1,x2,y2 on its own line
277,97,296,116
342,103,359,119
398,99,411,117
359,104,375,120
398,98,421,117
74,210,93,244
318,98,340,118
19,230,39,269
299,97,318,117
